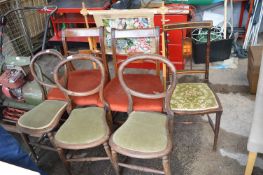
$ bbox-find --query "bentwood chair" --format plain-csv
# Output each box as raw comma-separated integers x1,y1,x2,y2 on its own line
17,49,68,161
103,27,164,113
52,54,114,175
48,27,110,107
163,21,223,151
109,54,176,175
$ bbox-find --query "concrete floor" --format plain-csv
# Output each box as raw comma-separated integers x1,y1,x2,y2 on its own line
30,55,263,175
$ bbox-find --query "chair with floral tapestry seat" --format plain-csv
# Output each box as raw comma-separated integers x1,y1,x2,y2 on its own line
52,54,114,175
16,49,68,161
163,21,223,151
109,54,176,175
103,27,164,114
47,27,110,107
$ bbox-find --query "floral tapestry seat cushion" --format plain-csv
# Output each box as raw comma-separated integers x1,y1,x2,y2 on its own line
170,83,219,111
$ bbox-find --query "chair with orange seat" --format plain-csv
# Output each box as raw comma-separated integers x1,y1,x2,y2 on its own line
47,27,109,107
103,27,164,113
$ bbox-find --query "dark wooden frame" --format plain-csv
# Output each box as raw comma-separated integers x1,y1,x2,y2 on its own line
52,54,114,175
164,21,223,151
62,27,110,81
111,27,160,78
109,54,177,175
16,49,69,161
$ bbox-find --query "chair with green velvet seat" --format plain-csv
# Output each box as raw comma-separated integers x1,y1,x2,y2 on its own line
109,54,177,175
52,54,114,175
163,21,223,151
17,49,69,161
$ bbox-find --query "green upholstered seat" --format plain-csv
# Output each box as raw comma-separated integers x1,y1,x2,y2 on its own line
112,111,168,153
18,100,68,130
55,107,108,146
170,83,219,111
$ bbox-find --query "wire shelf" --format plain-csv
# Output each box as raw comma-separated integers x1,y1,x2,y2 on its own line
0,0,48,57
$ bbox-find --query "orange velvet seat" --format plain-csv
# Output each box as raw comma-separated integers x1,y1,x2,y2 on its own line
47,87,66,101
68,69,101,106
47,70,101,106
102,74,163,112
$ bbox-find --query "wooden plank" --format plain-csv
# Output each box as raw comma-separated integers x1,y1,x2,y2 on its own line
245,152,257,175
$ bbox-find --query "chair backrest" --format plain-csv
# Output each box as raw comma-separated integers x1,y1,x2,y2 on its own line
62,27,109,80
111,27,160,77
30,49,67,99
53,54,106,109
118,54,176,114
163,21,213,82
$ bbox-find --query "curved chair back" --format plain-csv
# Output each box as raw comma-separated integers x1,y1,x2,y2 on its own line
53,54,106,109
118,54,176,114
30,49,67,99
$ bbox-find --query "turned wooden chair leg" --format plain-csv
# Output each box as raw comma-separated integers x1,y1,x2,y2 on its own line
47,133,71,175
106,110,113,131
213,111,222,151
57,148,72,175
103,143,114,163
162,156,171,175
111,150,120,175
20,133,38,162
245,152,257,175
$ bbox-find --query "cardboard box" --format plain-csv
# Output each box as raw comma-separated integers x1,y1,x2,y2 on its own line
247,46,263,94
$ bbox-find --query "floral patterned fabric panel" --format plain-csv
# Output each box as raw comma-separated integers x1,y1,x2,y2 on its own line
170,83,219,111
93,11,155,54
103,18,153,54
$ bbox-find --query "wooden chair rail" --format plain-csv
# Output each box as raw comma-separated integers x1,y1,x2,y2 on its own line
163,21,213,31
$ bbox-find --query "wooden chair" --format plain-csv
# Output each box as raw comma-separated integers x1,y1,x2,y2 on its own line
103,27,164,113
16,49,68,161
52,54,114,175
163,21,223,151
47,27,110,107
109,54,176,175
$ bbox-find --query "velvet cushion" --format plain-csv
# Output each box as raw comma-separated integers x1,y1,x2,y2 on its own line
102,74,163,112
170,83,219,111
47,88,66,101
47,70,101,106
55,107,107,146
112,111,168,153
17,100,68,130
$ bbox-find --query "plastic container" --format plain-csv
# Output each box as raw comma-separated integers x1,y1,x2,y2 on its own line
192,38,234,64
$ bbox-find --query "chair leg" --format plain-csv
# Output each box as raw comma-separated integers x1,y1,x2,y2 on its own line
245,152,257,175
213,111,222,151
47,133,72,175
20,133,38,162
103,143,114,164
111,150,120,175
57,148,72,175
162,156,171,175
106,110,113,131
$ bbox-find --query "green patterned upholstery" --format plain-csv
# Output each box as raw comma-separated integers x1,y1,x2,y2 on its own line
18,100,67,130
55,107,107,145
112,111,168,153
170,83,219,111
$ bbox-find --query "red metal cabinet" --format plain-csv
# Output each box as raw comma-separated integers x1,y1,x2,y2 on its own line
154,14,187,70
